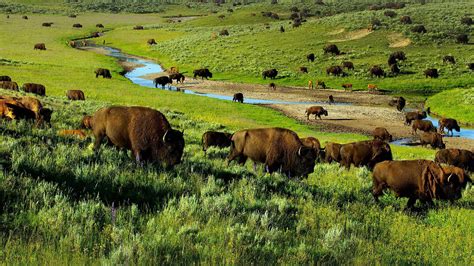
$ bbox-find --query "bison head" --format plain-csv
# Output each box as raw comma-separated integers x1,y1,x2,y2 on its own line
323,110,328,116
293,146,317,177
435,165,471,200
160,129,185,167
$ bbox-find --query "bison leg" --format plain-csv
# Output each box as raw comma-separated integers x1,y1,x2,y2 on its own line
93,133,105,153
96,73,99,78
405,197,417,209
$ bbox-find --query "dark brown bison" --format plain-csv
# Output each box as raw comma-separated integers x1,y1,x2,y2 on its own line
305,106,328,120
419,132,445,149
388,96,405,111
424,68,438,78
456,34,469,44
202,131,232,155
435,149,474,172
92,106,185,167
269,82,276,90
373,127,392,142
0,100,36,121
342,61,354,70
301,137,325,162
411,25,427,33
22,15,28,20
193,68,212,79
443,55,455,64
370,65,385,77
95,68,112,79
307,53,315,62
438,118,460,136
412,120,436,134
233,93,244,103
384,10,397,18
96,23,104,28
219,29,229,36
390,51,406,61
299,66,308,73
280,26,285,33
372,160,471,208
40,108,53,126
461,17,473,26
22,83,46,96
326,65,344,76
147,39,157,45
68,14,77,18
262,69,278,79
405,111,427,125
323,44,340,55
0,81,19,91
328,95,334,104
325,142,342,163
153,76,171,89
72,23,82,28
169,73,185,84
339,140,393,170
81,115,93,129
67,90,85,101
227,127,317,177
34,43,46,50
133,25,144,30
0,76,11,82
42,22,53,27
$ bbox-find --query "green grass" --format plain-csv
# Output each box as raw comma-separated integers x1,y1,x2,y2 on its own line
426,88,474,125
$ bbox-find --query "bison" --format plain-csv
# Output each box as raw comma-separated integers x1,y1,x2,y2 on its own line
342,61,354,70
81,115,93,129
96,23,104,28
419,132,445,149
95,68,112,79
42,22,53,27
72,23,82,28
133,25,144,30
328,95,334,104
0,81,19,91
193,68,212,79
92,106,185,167
301,136,325,162
233,93,244,103
373,127,393,142
405,111,427,125
411,25,427,33
219,29,229,36
323,44,340,55
339,140,393,170
315,80,326,89
372,160,471,209
468,63,474,71
262,69,278,79
341,83,352,92
0,100,36,121
147,39,157,45
456,34,469,44
325,142,342,163
367,84,378,93
438,118,460,136
22,15,28,20
0,76,12,82
435,149,474,172
22,83,46,96
443,55,455,64
307,53,315,62
424,68,438,78
326,65,344,76
388,96,405,111
305,106,328,120
299,66,308,73
227,127,317,177
390,51,406,61
370,65,385,78
34,43,46,50
412,120,436,134
202,131,232,156
169,73,185,84
153,76,171,89
269,82,276,90
67,90,85,101
390,63,400,75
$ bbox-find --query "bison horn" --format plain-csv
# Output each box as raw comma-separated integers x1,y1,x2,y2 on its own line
447,173,453,183
298,146,303,156
163,130,169,142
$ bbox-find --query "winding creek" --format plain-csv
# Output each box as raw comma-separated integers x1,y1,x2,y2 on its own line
99,46,474,143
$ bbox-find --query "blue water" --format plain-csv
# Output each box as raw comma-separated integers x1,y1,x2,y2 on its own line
103,47,474,141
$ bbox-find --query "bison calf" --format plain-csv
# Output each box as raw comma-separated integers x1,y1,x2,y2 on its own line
438,118,460,136
202,131,232,156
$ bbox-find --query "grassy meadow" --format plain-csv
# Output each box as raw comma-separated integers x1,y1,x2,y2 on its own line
1,1,473,264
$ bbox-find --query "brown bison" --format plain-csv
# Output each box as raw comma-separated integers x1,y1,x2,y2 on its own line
424,68,438,78
326,65,344,76
412,25,427,33
67,90,85,101
219,29,229,36
373,127,392,142
405,111,427,125
72,23,82,28
81,115,93,129
262,69,278,79
58,129,87,139
133,25,144,30
0,76,12,82
22,15,28,20
468,63,474,71
96,23,104,28
419,132,445,149
269,82,276,90
153,76,171,89
92,106,185,167
443,55,455,64
34,43,46,50
412,120,436,134
370,66,385,77
193,68,213,79
315,80,326,89
325,142,342,163
0,100,36,121
227,127,317,177
147,39,157,45
342,61,354,70
328,95,334,104
202,131,232,155
233,93,244,103
22,83,46,96
388,96,405,112
95,68,112,79
438,118,460,136
301,137,324,162
323,44,340,55
372,160,471,208
341,83,352,91
169,73,185,84
307,53,315,62
299,66,308,73
435,149,474,172
0,81,19,91
305,106,328,120
400,15,412,24
339,140,392,170
42,22,53,27
390,63,400,75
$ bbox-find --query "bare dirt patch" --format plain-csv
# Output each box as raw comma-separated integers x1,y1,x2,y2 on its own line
330,29,373,42
327,28,345,35
388,33,411,48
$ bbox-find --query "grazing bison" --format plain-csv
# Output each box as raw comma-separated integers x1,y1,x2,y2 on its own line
325,142,342,163
435,149,474,172
153,76,171,89
443,55,455,64
456,34,469,44
22,83,46,96
305,106,328,120
390,51,406,61
262,69,278,79
58,129,87,139
299,66,308,73
0,76,12,82
193,68,213,79
424,68,438,78
384,10,397,18
307,53,315,62
405,111,427,125
95,68,112,79
412,120,436,134
147,39,157,45
373,127,393,142
301,137,325,162
328,95,334,104
72,23,82,28
419,132,445,149
96,23,104,28
227,127,317,177
42,22,53,27
372,160,471,209
169,73,185,84
233,93,244,103
438,118,460,136
370,65,385,77
400,16,412,24
133,25,144,30
315,80,326,89
202,131,232,155
40,108,53,126
342,61,354,70
0,81,19,91
341,83,352,91
92,106,185,167
34,43,46,50
326,65,344,76
66,90,85,101
323,44,340,55
18,96,43,121
81,115,93,129
339,140,393,170
411,25,427,33
0,100,36,121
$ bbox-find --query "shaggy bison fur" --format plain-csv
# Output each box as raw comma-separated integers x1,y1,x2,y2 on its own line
405,111,427,125
323,44,340,55
169,73,185,84
0,81,19,91
153,76,171,89
438,118,460,136
73,23,82,28
339,140,392,170
307,53,315,62
388,96,405,111
147,39,157,45
325,142,342,163
0,76,12,82
412,120,436,134
443,55,455,64
370,65,385,77
326,65,344,76
342,61,354,70
301,136,325,162
373,127,392,142
95,68,112,79
435,149,474,172
419,132,445,149
22,83,46,96
202,131,232,155
81,115,93,129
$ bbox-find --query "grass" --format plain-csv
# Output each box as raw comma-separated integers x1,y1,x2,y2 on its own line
0,2,473,264
427,88,474,125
